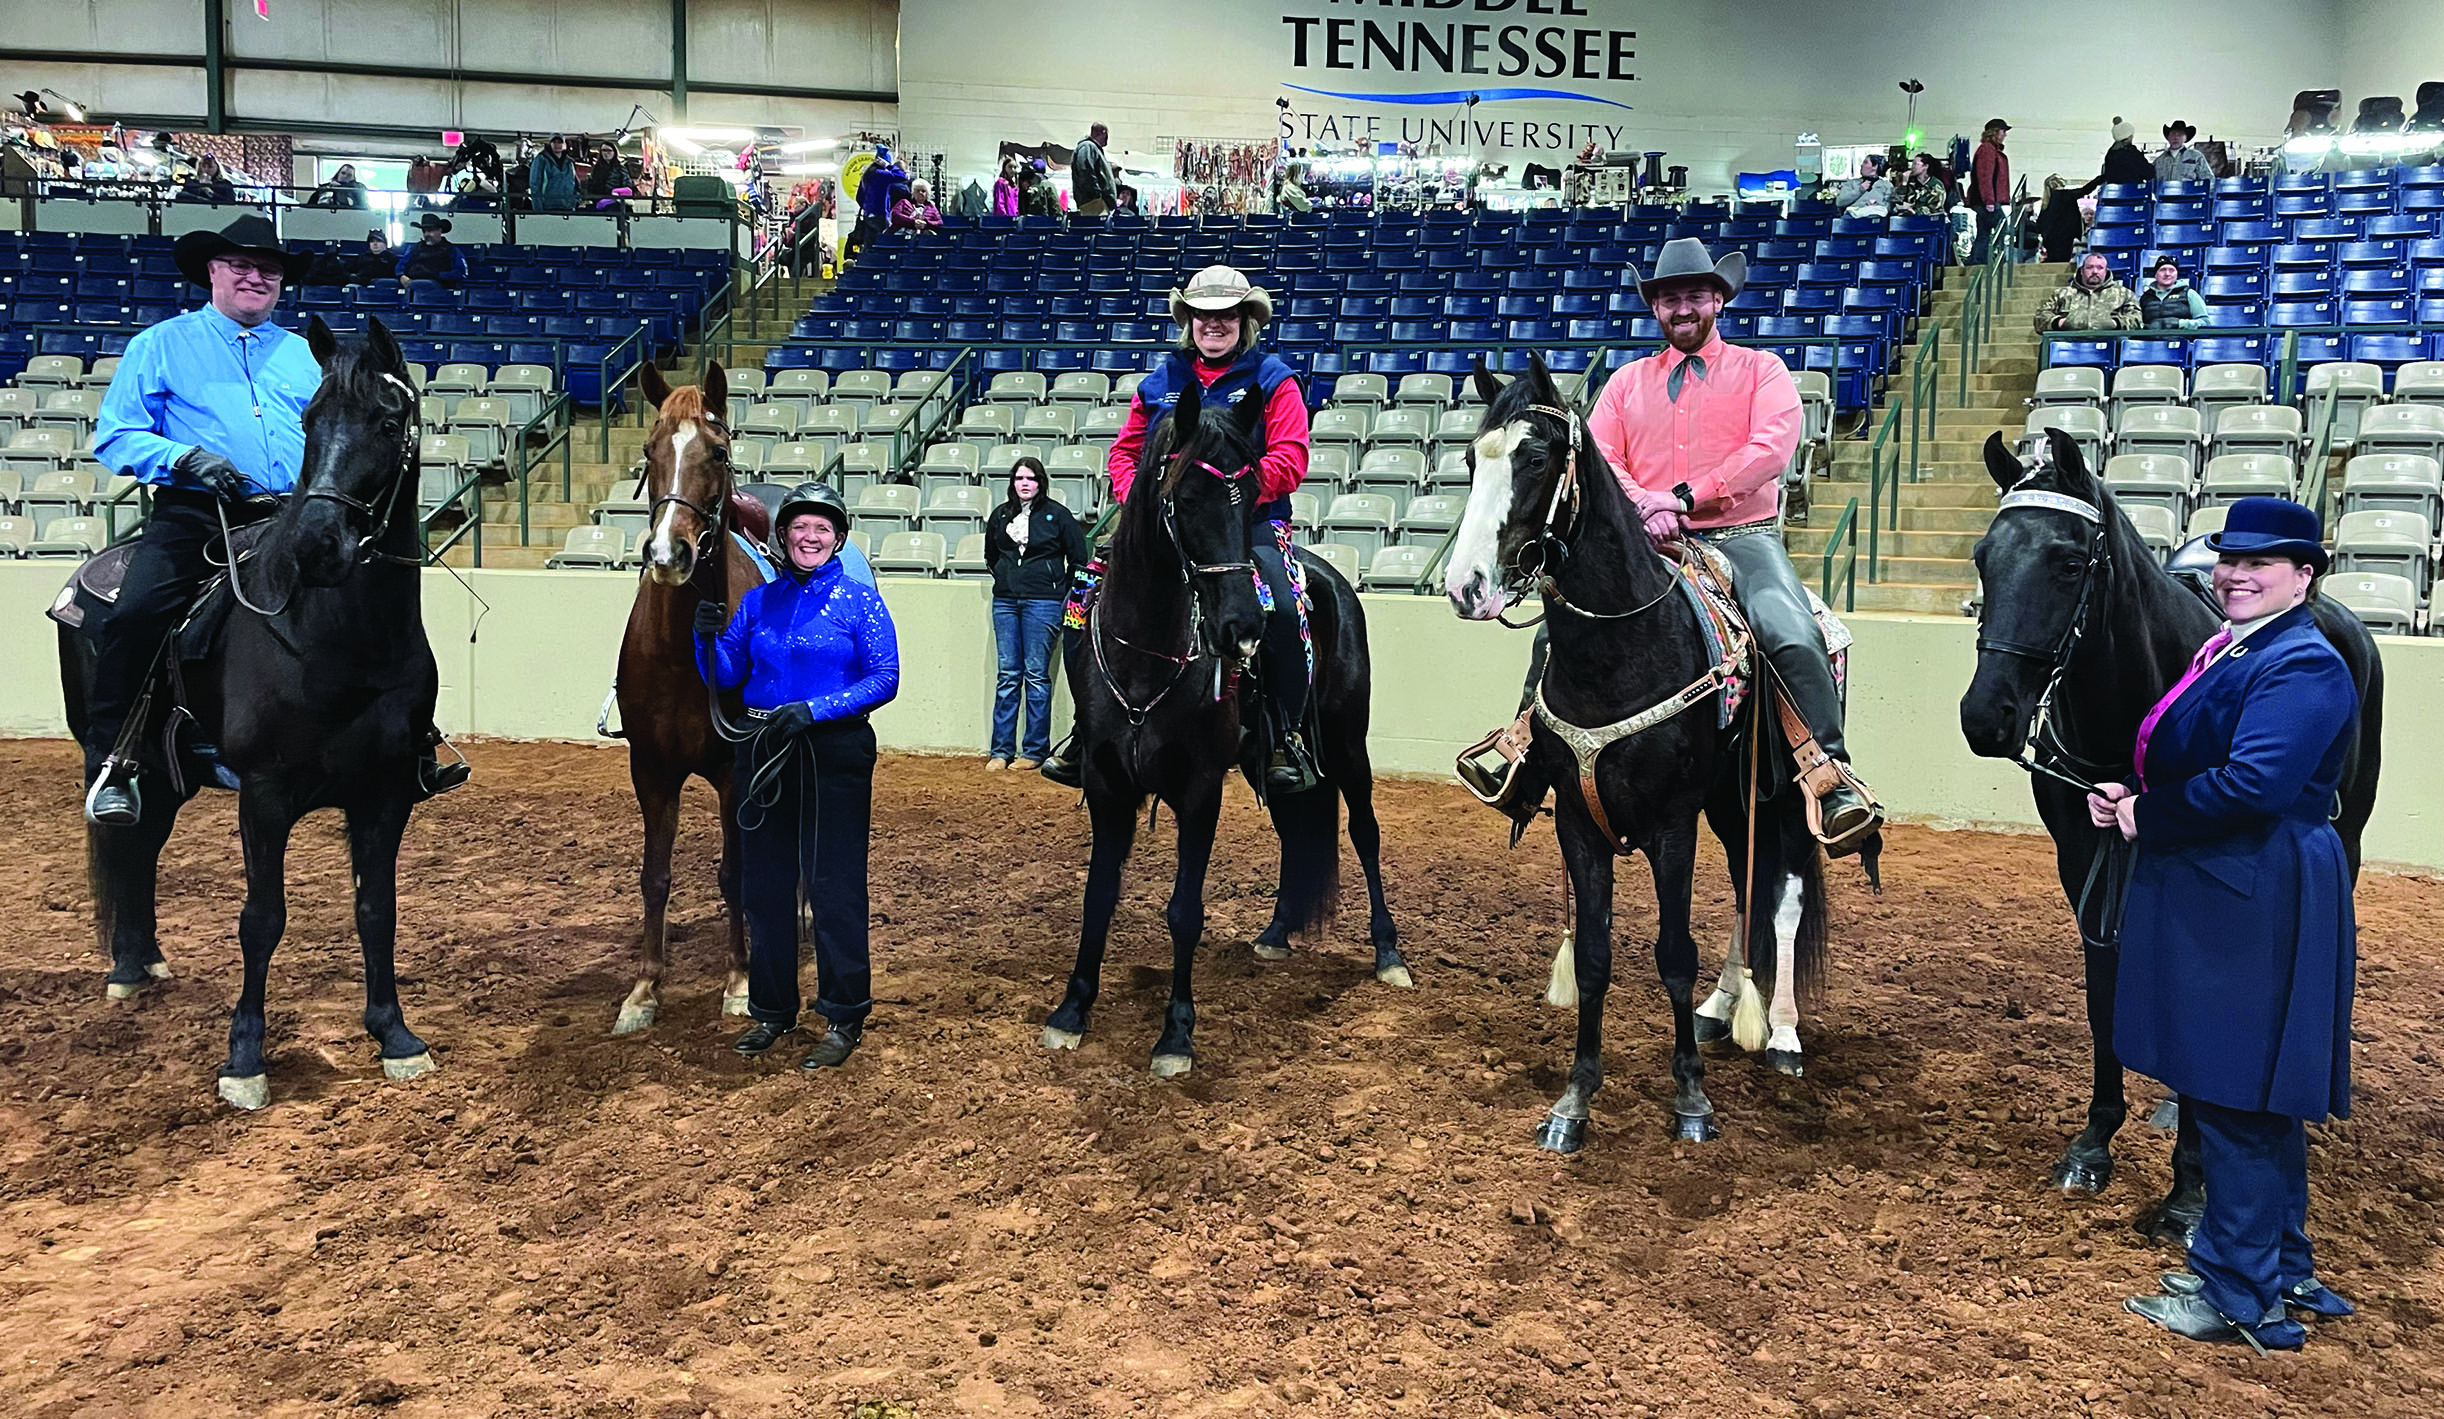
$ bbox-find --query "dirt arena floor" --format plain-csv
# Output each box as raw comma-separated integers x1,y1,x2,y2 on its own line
3,739,2442,1419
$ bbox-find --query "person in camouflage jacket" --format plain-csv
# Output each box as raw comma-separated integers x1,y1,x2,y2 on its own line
2035,251,2142,333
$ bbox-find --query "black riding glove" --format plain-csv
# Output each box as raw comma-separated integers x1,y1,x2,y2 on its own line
764,701,816,738
692,601,728,639
176,448,257,504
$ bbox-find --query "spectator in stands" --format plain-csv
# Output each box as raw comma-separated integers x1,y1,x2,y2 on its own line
1019,158,1058,217
2141,255,2209,329
890,178,943,233
1893,152,1952,215
178,152,236,204
2036,251,2142,333
1829,154,1892,218
695,482,897,1070
527,133,579,211
849,145,910,259
1115,184,1141,216
1043,264,1320,794
304,163,369,210
1275,166,1313,214
395,212,469,290
582,139,630,208
1071,122,1118,216
2155,122,2215,184
404,155,445,207
307,229,393,286
1970,118,2012,264
83,214,466,826
2034,174,2088,263
2091,496,2359,1352
991,156,1021,217
984,456,1089,772
2072,119,2154,199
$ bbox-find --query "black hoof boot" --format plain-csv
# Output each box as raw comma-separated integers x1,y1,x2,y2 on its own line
2048,1140,2115,1196
1536,1112,1588,1154
1669,1108,1721,1144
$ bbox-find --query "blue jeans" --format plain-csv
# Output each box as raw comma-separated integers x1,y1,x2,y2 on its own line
991,597,1062,760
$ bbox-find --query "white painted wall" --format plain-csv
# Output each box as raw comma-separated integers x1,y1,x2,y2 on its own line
2340,0,2444,115
12,0,897,139
899,0,2346,193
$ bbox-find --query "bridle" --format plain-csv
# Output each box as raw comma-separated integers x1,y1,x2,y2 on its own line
634,413,734,574
1493,401,1682,627
1973,482,2118,796
1092,451,1257,724
222,370,423,616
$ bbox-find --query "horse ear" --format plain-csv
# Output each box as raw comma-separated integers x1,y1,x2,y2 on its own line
364,316,403,374
1981,431,2022,491
2045,426,2097,493
701,361,728,416
1236,382,1267,432
640,362,673,413
1470,357,1505,407
1174,376,1202,436
305,314,339,367
1525,350,1559,400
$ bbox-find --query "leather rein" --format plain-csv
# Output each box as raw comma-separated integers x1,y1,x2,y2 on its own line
1496,401,1749,854
1091,454,1256,725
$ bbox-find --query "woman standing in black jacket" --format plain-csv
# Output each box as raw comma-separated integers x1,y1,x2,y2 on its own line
984,457,1088,770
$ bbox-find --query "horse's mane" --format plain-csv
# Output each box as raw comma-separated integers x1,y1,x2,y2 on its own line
308,334,401,414
655,384,709,423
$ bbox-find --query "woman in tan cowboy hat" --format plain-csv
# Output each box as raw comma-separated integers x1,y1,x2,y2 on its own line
1041,264,1322,792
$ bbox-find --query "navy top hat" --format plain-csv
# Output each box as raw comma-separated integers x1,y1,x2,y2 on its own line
2204,495,2328,573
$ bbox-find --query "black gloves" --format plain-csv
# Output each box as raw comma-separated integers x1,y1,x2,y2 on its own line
764,701,816,737
177,448,256,504
692,600,728,639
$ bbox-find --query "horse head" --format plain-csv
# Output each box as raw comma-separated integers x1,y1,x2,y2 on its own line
1147,377,1269,668
1443,354,1584,620
1960,426,2114,758
295,315,419,587
636,361,734,586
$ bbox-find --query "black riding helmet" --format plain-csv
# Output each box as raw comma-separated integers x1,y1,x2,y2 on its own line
770,481,850,563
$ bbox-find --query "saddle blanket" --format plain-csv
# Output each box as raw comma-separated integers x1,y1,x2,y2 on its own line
1676,542,1853,728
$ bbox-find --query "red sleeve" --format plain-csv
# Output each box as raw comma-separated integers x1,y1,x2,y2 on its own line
1106,394,1150,503
1256,378,1311,503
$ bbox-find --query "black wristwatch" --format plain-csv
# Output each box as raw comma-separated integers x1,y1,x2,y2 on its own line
1671,483,1695,514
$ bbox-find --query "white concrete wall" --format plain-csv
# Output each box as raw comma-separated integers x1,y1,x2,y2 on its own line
7,562,2441,871
2340,0,2444,114
899,0,2348,193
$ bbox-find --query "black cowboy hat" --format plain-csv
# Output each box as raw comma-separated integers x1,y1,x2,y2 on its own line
172,212,314,288
2162,120,2198,140
412,212,453,233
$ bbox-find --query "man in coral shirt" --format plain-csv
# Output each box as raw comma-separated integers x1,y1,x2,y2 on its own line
1593,237,1880,853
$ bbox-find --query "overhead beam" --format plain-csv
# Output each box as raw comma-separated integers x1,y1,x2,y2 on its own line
671,0,689,122
203,0,226,132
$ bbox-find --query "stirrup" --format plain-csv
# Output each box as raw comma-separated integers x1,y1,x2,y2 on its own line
1792,739,1882,856
84,763,142,828
416,737,471,799
1266,730,1321,795
1457,709,1535,805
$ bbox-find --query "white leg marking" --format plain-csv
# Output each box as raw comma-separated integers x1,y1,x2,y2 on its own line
1767,871,1805,1055
1442,421,1522,616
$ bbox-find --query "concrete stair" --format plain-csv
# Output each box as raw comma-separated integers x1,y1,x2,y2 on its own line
1793,261,2069,614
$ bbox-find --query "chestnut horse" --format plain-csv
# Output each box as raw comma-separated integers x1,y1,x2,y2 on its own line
609,362,771,1033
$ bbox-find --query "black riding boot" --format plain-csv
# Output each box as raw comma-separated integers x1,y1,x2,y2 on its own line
1254,542,1317,794
1708,529,1881,855
416,726,470,799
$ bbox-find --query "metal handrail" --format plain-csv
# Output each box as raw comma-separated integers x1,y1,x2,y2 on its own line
593,322,650,462
417,465,491,565
503,391,576,547
1908,319,1941,480
1864,398,1906,583
1818,496,1861,612
2300,376,2345,521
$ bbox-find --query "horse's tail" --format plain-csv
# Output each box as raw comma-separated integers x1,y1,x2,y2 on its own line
58,622,113,959
1733,797,1831,1044
1270,783,1342,938
86,820,117,962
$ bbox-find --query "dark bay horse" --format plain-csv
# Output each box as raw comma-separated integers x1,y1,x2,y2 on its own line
56,317,445,1109
1443,357,1831,1153
1041,377,1405,1077
608,362,770,1033
1960,427,2383,1239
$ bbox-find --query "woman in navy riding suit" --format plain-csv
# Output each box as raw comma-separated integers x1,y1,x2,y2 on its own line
696,483,899,1071
2088,497,2359,1350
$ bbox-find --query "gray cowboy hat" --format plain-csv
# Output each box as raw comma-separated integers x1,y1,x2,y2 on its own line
1636,236,1746,302
172,212,315,288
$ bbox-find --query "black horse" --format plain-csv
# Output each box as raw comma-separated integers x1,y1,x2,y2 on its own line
57,316,446,1110
1960,427,2383,1238
1041,377,1405,1077
1443,357,1832,1152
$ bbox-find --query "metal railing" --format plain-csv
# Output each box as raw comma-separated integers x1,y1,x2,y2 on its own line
592,322,650,462
1818,496,1861,612
1863,398,1908,584
417,392,575,568
2300,375,2346,521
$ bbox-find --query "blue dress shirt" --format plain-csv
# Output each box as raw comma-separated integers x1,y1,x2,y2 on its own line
93,306,323,496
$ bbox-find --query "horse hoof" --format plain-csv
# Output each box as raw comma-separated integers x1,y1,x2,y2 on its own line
720,991,752,1018
2138,1197,2205,1248
1766,1050,1805,1077
218,1074,270,1111
148,961,174,979
2049,1149,2114,1197
1694,1014,1730,1046
1041,1026,1084,1051
1375,963,1415,989
611,1003,655,1035
382,1052,438,1083
1149,1052,1194,1079
1252,942,1291,962
105,980,143,1001
1535,1112,1587,1154
1669,1109,1721,1144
